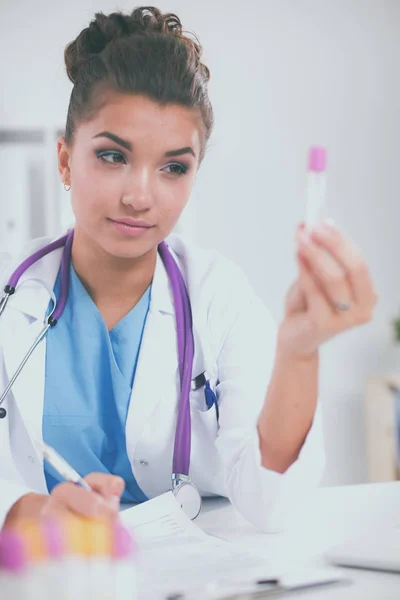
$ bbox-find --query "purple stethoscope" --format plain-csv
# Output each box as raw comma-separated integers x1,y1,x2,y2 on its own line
0,229,218,519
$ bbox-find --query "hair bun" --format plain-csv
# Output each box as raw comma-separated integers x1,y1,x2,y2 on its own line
64,7,183,84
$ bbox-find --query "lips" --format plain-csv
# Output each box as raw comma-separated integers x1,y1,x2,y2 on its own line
111,218,152,228
109,217,154,238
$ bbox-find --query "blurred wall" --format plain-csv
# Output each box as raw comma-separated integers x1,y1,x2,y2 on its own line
1,0,400,485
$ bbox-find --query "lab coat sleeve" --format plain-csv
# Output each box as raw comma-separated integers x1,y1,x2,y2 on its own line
0,479,32,529
210,262,325,533
0,255,31,528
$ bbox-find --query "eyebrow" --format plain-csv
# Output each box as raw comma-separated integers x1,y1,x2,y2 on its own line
92,131,196,159
165,146,196,159
92,131,132,151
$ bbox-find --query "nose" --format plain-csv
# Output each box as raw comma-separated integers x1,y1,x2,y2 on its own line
121,168,154,212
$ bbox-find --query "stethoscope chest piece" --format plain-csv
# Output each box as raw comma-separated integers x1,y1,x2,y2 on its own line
172,474,202,520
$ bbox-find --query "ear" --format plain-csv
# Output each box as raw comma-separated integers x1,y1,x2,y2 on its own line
57,136,71,186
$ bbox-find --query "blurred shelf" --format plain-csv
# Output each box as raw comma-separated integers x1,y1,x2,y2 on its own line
365,373,400,483
0,127,74,255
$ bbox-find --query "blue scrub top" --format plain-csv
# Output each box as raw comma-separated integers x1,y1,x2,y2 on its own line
42,263,151,503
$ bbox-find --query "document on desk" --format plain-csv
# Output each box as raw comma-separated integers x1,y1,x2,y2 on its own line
120,491,210,549
121,492,275,600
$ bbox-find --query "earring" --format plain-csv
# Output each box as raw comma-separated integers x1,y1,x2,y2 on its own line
64,182,71,192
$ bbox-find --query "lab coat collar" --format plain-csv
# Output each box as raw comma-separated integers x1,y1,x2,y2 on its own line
4,235,176,321
150,249,176,316
4,241,64,322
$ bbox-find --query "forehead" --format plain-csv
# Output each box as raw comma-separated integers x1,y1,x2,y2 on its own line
77,91,203,154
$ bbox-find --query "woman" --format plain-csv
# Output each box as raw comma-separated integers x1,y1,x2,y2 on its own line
0,7,376,531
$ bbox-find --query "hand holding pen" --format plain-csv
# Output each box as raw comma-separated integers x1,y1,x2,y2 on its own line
4,442,124,527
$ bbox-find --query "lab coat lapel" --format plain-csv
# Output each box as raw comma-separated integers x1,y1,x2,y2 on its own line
1,245,63,452
125,252,179,457
2,317,48,451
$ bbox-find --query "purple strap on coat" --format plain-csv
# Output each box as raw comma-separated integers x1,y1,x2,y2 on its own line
158,241,194,476
52,230,74,323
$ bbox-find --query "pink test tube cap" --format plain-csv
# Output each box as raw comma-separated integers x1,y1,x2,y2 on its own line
112,522,137,559
308,146,327,172
43,520,65,559
0,530,27,573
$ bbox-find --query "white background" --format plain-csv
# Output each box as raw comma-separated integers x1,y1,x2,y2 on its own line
1,0,400,485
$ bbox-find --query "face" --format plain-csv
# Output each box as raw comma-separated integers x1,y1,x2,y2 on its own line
58,92,203,259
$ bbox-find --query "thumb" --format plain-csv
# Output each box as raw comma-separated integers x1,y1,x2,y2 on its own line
297,254,326,313
285,278,306,316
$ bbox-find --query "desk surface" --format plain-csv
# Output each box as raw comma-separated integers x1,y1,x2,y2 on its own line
197,482,400,599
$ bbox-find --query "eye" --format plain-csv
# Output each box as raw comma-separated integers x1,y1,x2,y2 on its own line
95,150,127,165
163,163,189,176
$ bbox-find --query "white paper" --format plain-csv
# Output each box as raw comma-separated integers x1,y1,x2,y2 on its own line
121,493,275,600
121,491,210,550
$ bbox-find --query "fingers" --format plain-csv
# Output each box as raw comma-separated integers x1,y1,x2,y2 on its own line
296,220,377,328
296,253,343,337
310,221,377,310
297,253,328,314
84,473,125,500
49,481,119,520
297,227,354,311
40,497,69,520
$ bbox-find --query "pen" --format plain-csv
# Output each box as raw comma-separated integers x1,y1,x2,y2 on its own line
215,577,349,599
36,440,92,492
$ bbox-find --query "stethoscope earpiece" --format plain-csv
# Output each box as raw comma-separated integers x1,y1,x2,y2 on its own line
0,407,7,419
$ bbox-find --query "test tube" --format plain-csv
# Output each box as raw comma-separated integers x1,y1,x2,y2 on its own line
305,146,327,231
17,520,52,600
0,529,29,600
63,514,90,599
85,519,114,600
42,519,69,600
112,522,138,600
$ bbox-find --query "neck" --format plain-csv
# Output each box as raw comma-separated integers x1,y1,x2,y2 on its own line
71,227,157,308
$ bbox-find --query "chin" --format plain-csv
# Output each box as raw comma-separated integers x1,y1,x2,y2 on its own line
103,237,158,261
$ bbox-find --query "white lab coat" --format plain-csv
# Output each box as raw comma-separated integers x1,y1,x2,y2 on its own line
0,233,325,531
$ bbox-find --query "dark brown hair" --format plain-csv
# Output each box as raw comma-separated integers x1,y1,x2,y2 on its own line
64,6,213,161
